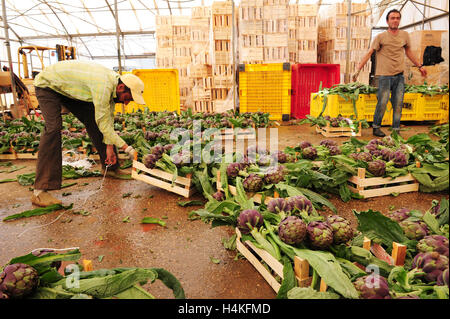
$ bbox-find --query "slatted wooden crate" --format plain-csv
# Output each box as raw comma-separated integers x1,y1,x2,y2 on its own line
315,122,362,138
236,227,327,293
348,167,419,199
132,155,195,198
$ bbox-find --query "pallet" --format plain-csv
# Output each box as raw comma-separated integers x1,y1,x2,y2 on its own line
236,227,327,293
348,167,419,199
315,122,362,137
132,156,195,198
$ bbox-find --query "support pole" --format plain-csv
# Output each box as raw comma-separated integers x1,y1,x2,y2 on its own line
1,0,19,109
114,0,122,75
345,0,352,83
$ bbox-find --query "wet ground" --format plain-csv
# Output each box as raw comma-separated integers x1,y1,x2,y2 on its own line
0,122,448,299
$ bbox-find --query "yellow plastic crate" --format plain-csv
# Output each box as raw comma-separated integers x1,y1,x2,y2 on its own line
401,93,421,121
440,94,449,124
420,94,447,122
239,63,291,121
310,93,364,120
133,69,180,113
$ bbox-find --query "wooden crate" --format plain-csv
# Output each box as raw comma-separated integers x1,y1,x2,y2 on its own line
236,227,327,293
348,167,419,199
132,158,195,198
315,122,361,138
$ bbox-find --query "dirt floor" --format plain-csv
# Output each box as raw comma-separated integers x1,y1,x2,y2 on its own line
0,122,448,299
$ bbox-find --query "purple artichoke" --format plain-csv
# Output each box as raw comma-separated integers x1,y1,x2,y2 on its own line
227,163,243,178
263,165,287,185
267,198,293,214
367,160,386,177
287,195,313,215
272,151,288,163
144,154,158,169
326,215,354,244
382,136,397,147
306,221,334,249
302,146,318,160
412,251,449,283
417,235,449,257
381,148,395,161
278,216,307,245
298,141,312,149
387,208,410,223
212,191,225,201
400,220,429,240
319,139,338,148
237,209,263,235
354,275,391,299
328,145,341,155
0,263,39,299
257,155,272,167
437,268,449,286
243,174,264,193
393,150,408,168
358,152,373,162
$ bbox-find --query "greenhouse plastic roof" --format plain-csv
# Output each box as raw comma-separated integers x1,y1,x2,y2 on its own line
1,0,448,67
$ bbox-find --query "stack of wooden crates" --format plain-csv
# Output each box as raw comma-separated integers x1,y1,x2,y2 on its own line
238,0,264,64
211,1,234,113
190,6,213,112
155,15,193,108
288,3,318,63
317,2,372,84
262,0,289,63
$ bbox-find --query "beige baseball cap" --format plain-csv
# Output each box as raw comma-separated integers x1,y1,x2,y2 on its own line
119,73,146,105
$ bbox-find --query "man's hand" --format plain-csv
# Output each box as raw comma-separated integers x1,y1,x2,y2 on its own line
419,66,427,77
105,144,117,166
352,69,361,82
124,145,137,161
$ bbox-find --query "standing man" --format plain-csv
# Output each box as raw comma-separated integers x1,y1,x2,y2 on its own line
353,9,427,137
31,60,145,207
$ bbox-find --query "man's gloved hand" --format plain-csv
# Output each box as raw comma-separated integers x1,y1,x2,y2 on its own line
124,145,137,160
352,69,361,83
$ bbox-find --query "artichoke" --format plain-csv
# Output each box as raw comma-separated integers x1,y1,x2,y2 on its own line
380,148,395,161
212,191,225,201
319,139,337,148
237,209,263,235
382,135,397,147
302,146,318,160
278,216,307,245
143,154,158,169
328,145,341,155
257,155,272,167
354,275,391,299
287,195,313,215
227,163,242,178
298,141,312,149
0,263,39,298
367,160,386,177
263,165,287,185
306,221,334,249
267,198,293,214
393,150,408,168
243,174,264,192
417,235,449,257
352,152,373,162
437,268,449,286
412,252,449,283
400,220,429,240
272,151,288,163
326,215,354,244
387,208,410,223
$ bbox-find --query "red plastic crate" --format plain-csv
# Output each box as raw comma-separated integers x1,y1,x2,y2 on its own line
291,64,340,119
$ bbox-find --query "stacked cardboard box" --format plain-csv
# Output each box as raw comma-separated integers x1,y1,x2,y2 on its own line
404,30,449,86
318,2,372,83
262,0,289,63
288,3,318,63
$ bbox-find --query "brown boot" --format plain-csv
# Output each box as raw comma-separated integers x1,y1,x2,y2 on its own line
31,191,62,207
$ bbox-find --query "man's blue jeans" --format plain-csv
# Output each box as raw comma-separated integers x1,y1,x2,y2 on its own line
373,73,405,131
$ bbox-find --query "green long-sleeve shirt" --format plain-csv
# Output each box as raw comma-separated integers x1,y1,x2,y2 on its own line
34,60,125,148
